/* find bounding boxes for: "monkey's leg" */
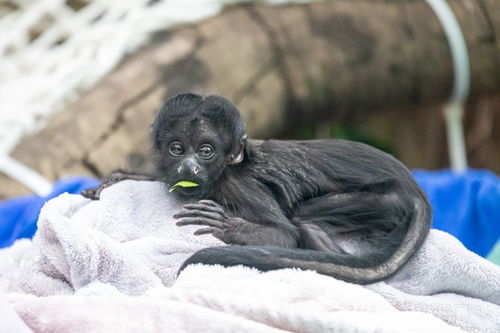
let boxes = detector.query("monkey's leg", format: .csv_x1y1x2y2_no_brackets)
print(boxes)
81,170,155,200
292,191,412,263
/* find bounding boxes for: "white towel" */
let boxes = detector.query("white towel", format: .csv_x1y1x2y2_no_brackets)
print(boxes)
0,180,498,333
367,230,500,333
0,180,223,296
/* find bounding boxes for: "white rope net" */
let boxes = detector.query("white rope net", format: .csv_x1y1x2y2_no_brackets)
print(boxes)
0,0,306,156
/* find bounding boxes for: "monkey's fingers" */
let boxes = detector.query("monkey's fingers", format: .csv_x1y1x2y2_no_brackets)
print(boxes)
198,200,219,207
175,217,224,229
82,179,120,200
180,203,227,217
173,209,224,221
193,227,217,236
81,187,100,200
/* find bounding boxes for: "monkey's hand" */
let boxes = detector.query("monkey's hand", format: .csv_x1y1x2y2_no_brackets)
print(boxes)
174,200,249,244
81,171,154,200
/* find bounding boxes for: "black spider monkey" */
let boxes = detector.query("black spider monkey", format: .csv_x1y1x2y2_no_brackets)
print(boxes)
83,93,432,284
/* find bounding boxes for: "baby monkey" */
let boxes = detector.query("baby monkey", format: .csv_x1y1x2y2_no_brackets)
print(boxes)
84,93,431,284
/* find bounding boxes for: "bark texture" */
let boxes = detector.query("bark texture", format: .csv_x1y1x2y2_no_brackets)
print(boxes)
2,0,499,198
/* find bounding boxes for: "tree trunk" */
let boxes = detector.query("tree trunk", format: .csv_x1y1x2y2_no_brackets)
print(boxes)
2,0,499,198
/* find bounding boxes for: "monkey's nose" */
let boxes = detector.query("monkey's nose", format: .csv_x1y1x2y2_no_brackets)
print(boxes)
180,157,201,177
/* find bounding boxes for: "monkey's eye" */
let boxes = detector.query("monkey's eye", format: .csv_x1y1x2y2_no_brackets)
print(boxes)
198,144,214,159
168,142,184,156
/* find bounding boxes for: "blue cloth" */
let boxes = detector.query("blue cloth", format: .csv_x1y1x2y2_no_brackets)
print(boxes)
0,176,99,248
413,169,500,257
0,170,499,257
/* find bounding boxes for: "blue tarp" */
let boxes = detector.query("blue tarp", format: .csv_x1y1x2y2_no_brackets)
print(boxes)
0,170,499,257
0,176,99,248
413,169,500,257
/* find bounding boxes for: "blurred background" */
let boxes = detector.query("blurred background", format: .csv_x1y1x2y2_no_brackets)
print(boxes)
0,0,498,259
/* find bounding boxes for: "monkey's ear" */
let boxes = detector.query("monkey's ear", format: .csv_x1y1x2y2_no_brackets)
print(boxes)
229,143,245,165
229,135,247,165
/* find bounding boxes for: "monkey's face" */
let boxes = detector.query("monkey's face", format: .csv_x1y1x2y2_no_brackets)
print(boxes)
153,115,235,199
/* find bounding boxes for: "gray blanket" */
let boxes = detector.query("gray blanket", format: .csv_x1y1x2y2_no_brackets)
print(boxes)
0,180,498,332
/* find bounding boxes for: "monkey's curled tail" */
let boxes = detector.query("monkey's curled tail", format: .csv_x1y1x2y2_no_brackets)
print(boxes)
179,197,431,284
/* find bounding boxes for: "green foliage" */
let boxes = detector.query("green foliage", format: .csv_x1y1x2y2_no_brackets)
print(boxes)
292,122,397,156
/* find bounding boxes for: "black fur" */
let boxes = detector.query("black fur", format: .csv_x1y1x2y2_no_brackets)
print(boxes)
85,93,432,284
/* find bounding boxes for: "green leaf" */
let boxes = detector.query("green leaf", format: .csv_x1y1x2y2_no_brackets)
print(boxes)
169,180,200,192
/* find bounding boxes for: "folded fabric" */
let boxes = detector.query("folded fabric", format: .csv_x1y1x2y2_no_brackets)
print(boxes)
0,293,32,333
6,265,466,333
0,176,99,248
0,180,498,332
0,181,224,296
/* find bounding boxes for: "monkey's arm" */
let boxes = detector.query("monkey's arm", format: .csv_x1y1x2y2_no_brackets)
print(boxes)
174,200,300,248
82,170,156,200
